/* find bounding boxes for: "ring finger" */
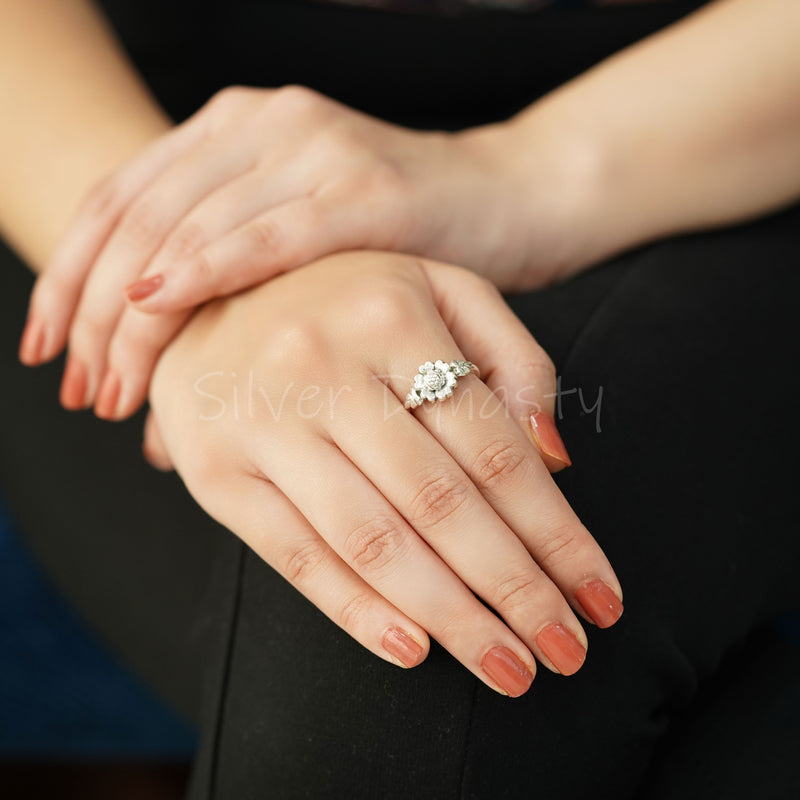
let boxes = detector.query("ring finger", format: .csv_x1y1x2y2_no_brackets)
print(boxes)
256,432,538,697
323,383,589,677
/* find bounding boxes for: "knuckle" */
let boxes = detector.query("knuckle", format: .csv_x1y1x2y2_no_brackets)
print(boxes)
110,321,157,362
118,199,162,246
491,571,543,615
245,217,283,255
472,437,529,491
514,345,557,385
282,539,330,584
162,222,207,261
409,470,470,530
81,175,122,221
263,318,327,372
343,275,424,336
528,352,556,382
208,84,251,112
537,522,585,570
338,591,373,633
272,84,322,116
186,249,216,286
344,516,408,574
72,309,113,346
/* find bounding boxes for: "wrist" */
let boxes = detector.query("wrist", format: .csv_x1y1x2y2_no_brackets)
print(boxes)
10,112,172,274
454,109,611,291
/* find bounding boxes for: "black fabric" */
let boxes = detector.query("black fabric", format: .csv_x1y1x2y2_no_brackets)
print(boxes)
97,0,707,127
3,208,800,798
195,208,800,800
2,0,799,797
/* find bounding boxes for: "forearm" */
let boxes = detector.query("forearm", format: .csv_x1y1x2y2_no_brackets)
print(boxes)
504,0,800,282
0,0,171,272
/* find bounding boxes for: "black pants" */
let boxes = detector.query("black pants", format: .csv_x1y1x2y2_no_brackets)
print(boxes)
2,1,800,797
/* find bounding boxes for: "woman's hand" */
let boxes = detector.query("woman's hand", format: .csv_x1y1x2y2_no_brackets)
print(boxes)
146,251,623,697
19,85,577,418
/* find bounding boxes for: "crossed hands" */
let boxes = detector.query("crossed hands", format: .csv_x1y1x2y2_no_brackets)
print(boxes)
19,87,622,697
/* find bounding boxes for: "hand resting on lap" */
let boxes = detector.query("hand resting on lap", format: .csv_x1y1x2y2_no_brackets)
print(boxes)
146,251,623,697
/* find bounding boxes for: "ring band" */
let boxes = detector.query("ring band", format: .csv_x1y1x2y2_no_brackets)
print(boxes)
404,359,479,410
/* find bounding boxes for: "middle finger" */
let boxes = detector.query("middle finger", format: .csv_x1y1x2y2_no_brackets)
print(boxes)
328,381,591,676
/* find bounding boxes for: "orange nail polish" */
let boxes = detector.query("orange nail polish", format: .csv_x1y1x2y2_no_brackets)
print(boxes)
576,580,624,629
530,412,571,466
59,356,88,410
19,316,45,366
126,274,164,302
481,646,534,697
95,370,121,420
535,623,586,676
382,627,424,668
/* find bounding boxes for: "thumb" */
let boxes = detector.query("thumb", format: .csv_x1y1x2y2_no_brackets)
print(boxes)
421,261,571,472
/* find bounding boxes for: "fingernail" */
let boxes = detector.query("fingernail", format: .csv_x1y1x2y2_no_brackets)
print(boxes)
530,412,571,466
576,580,624,629
382,627,424,668
126,274,164,302
481,646,534,697
95,370,121,420
535,623,586,676
19,316,45,366
59,356,88,410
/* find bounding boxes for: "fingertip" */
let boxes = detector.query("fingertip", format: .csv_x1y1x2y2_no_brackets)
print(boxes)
529,412,572,468
575,580,624,629
115,381,148,421
382,626,427,669
18,316,45,366
94,369,121,420
481,646,536,698
59,355,89,411
535,623,587,677
541,453,572,474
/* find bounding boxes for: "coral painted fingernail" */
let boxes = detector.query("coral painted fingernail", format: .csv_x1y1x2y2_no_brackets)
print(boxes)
530,412,571,466
59,356,88,410
95,370,121,420
18,316,45,366
576,580,624,629
126,274,163,302
382,627,424,668
481,646,534,697
535,623,586,676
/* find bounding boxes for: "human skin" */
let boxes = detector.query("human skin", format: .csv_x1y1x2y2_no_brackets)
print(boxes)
2,0,797,687
10,0,800,421
146,251,623,695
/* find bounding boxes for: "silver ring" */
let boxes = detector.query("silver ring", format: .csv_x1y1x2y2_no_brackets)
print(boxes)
404,359,479,410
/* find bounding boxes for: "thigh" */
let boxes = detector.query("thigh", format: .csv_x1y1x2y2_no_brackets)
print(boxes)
0,243,237,725
200,206,800,800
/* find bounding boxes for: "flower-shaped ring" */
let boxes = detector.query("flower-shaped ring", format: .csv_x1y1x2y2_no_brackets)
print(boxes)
404,359,480,410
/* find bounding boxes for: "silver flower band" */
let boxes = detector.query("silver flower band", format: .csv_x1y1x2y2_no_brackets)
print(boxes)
404,359,480,410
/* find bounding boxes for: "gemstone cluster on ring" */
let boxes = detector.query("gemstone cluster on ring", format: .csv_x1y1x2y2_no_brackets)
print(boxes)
405,359,477,409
